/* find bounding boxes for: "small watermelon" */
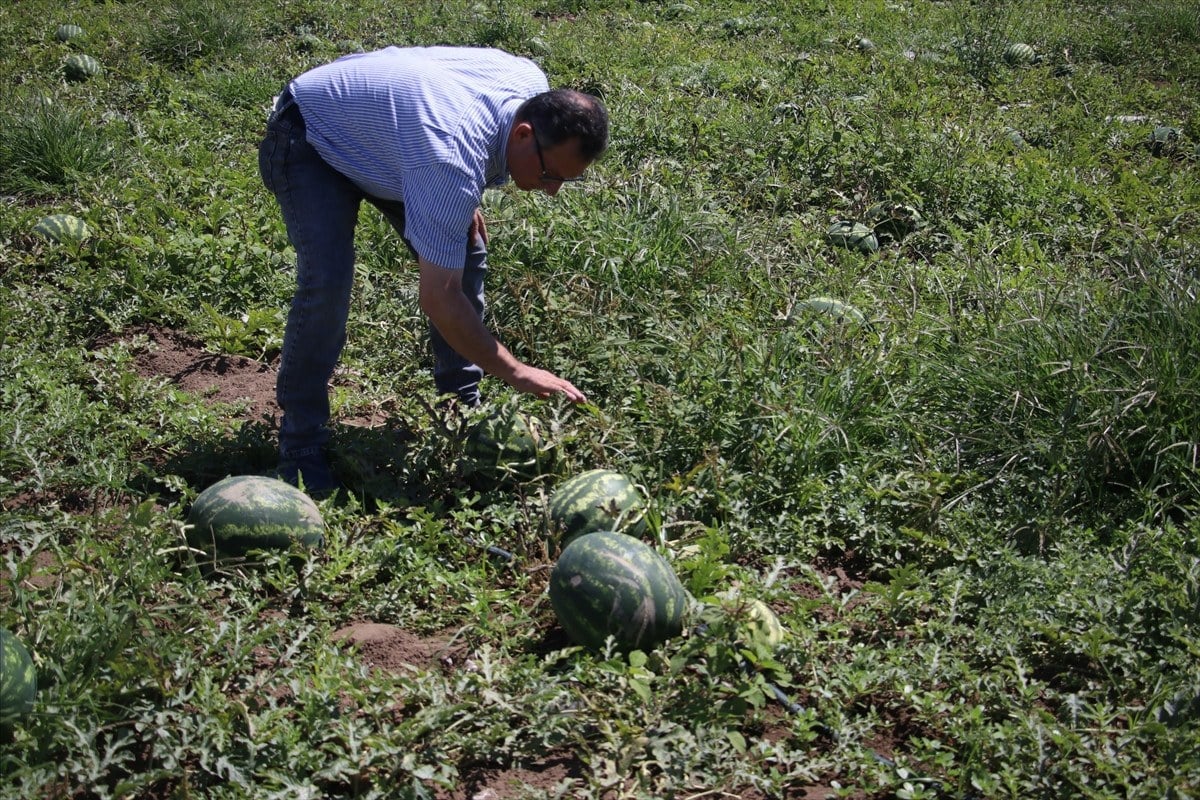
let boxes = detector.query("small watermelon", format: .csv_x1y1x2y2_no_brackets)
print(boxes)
33,214,90,244
743,599,785,650
296,32,323,52
0,629,37,727
186,475,324,561
549,469,648,547
1148,126,1180,157
865,202,922,241
463,406,555,484
549,530,688,653
825,221,878,254
63,53,101,81
1003,42,1036,66
55,24,84,42
793,295,865,325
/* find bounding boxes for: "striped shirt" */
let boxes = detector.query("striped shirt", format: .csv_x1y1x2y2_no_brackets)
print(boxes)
290,47,549,270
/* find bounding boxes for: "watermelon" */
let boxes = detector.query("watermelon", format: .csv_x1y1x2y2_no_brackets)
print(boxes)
549,530,688,653
548,468,648,547
793,295,865,325
1148,126,1180,157
1003,42,1036,66
55,24,84,42
743,599,785,650
63,53,101,81
186,475,324,561
0,629,36,727
296,32,323,52
33,213,90,244
825,221,878,254
462,406,554,484
865,202,922,241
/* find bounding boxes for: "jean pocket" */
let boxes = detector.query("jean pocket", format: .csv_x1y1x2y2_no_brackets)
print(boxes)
258,132,281,193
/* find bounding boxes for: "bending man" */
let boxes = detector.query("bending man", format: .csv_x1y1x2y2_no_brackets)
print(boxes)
258,46,609,494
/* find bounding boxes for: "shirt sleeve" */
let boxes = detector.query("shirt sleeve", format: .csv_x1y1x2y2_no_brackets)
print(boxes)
401,163,481,270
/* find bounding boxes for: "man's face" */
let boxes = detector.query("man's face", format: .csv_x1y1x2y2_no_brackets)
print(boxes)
510,123,590,195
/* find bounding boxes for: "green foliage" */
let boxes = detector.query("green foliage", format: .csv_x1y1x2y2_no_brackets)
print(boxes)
0,94,120,195
142,0,254,68
1,0,1198,796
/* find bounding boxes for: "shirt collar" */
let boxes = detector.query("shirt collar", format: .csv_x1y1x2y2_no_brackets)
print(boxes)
485,98,524,188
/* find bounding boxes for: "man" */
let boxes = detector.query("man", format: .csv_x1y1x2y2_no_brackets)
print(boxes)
258,46,609,494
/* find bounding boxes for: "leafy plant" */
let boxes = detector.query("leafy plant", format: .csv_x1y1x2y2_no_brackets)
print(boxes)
142,0,253,68
0,94,119,195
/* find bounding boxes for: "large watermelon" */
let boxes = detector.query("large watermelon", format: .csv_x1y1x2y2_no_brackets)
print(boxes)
462,406,555,484
186,475,324,560
33,214,90,244
548,468,648,547
549,530,687,653
0,629,36,727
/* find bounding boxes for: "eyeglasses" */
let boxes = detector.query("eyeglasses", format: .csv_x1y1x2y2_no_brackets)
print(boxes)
532,131,586,184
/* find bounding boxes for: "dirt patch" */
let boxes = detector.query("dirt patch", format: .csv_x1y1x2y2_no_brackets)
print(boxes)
444,752,587,800
106,325,282,425
331,622,463,674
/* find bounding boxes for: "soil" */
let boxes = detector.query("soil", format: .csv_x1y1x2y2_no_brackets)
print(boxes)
109,324,282,425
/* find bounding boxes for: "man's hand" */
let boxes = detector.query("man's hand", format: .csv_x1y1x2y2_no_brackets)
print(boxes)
470,208,488,246
418,258,587,403
507,363,587,403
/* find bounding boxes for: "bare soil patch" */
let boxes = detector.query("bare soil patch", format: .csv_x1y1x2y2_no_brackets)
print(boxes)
331,621,462,674
106,324,282,425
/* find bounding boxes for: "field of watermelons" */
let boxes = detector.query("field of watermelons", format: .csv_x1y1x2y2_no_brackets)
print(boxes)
2,0,1199,796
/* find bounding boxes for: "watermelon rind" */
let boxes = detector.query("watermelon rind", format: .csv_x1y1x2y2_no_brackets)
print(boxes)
0,628,37,726
33,213,90,244
186,475,324,560
548,468,648,547
549,530,687,653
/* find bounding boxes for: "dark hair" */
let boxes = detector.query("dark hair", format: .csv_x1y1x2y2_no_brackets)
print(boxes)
515,89,609,161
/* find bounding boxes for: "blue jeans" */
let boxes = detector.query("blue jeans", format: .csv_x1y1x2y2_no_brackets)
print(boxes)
258,93,486,461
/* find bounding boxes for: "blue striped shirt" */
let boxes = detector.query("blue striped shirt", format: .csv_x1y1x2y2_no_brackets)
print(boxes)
290,47,549,270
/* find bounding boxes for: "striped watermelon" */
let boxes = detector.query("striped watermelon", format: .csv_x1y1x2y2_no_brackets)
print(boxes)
462,407,554,484
33,214,90,244
63,53,101,81
1003,42,1036,66
549,530,687,652
55,24,84,42
0,629,36,727
825,221,878,254
186,475,324,561
549,468,647,547
742,599,785,650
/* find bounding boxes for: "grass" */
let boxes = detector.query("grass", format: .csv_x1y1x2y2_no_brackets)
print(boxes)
1,0,1199,797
